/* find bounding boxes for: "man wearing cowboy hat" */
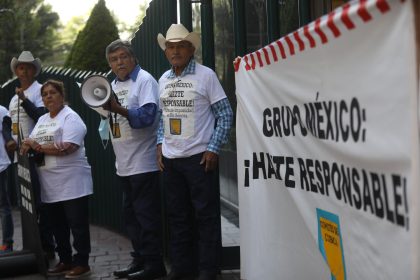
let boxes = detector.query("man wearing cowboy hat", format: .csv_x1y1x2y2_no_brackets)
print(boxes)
8,51,55,258
9,51,46,139
156,24,233,280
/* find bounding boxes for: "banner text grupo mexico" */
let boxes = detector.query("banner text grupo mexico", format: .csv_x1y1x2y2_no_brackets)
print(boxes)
235,1,418,279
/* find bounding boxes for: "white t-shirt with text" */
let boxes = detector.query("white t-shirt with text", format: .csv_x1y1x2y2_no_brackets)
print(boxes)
9,80,43,141
30,106,93,203
159,63,227,158
110,69,159,176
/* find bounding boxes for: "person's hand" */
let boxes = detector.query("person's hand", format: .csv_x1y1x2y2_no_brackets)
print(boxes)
5,140,17,154
102,94,119,112
20,141,31,156
200,151,218,172
157,144,164,171
20,138,40,155
15,87,26,101
25,138,40,149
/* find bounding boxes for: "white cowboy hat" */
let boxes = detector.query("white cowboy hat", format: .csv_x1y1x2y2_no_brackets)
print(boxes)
157,24,201,51
10,51,42,77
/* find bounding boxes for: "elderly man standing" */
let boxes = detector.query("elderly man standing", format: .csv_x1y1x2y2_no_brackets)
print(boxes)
156,24,233,280
104,39,166,280
8,51,55,258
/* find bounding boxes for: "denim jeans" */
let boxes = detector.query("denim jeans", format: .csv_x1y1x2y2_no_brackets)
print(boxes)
0,168,13,246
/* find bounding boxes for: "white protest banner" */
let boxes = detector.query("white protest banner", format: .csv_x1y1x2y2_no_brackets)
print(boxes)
234,0,419,279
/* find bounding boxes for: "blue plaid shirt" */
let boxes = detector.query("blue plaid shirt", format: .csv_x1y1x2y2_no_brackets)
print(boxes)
157,59,233,154
166,58,196,79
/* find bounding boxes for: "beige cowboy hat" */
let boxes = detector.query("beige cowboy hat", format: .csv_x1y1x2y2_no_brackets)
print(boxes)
157,24,201,51
10,51,42,77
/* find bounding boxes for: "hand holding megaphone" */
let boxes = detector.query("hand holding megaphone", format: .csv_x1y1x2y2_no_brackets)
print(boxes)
101,93,121,112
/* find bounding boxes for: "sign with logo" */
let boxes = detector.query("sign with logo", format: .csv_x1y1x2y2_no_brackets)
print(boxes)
235,0,419,279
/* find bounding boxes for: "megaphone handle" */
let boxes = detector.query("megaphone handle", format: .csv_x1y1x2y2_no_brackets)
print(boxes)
109,111,119,135
109,113,114,128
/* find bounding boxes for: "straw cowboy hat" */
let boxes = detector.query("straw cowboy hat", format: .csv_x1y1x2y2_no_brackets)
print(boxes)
157,24,201,51
10,51,42,77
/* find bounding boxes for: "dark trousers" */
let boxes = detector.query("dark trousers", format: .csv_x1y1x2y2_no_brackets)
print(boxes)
0,169,13,245
28,161,55,252
45,196,91,266
120,171,163,266
163,153,220,273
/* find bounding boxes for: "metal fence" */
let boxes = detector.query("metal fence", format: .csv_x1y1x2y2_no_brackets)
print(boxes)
0,0,331,270
0,2,341,274
0,0,177,234
131,0,176,79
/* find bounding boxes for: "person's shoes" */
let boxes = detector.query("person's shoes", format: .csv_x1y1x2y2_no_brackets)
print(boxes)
47,262,72,276
113,260,145,278
197,271,217,280
127,264,166,280
65,265,91,279
0,244,12,254
165,270,196,280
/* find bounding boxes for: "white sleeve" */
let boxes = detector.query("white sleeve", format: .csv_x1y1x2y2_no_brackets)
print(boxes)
137,76,159,107
32,91,44,107
61,113,87,145
0,106,8,119
206,70,227,105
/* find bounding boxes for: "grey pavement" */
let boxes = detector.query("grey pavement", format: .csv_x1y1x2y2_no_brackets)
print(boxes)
1,208,240,280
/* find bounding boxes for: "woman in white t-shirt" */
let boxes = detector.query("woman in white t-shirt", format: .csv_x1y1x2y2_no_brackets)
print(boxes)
20,80,93,279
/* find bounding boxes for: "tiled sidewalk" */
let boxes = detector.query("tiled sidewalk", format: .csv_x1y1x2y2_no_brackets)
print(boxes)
2,209,240,280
